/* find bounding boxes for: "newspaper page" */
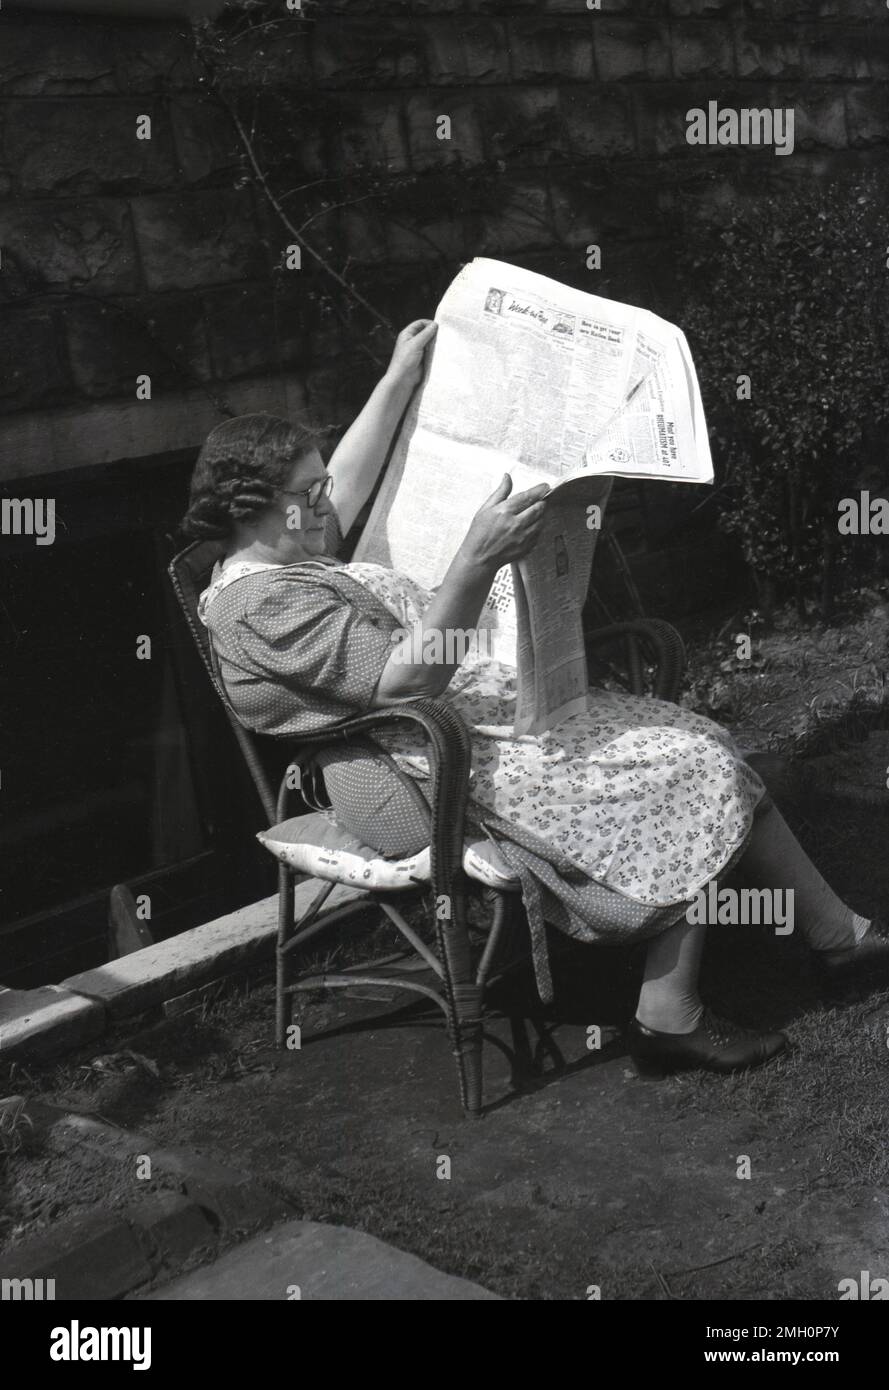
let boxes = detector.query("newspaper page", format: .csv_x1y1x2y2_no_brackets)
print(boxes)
512,475,614,735
585,319,701,480
354,258,713,731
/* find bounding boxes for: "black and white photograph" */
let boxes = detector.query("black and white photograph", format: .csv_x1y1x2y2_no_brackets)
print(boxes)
1,0,888,1341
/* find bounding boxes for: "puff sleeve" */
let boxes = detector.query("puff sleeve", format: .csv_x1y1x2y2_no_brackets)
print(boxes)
235,569,397,714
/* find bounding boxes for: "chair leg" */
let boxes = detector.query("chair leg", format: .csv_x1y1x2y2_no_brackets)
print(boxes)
450,982,484,1117
275,865,296,1048
459,1027,484,1118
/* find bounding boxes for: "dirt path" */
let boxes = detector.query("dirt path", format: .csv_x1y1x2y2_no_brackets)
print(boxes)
5,875,888,1300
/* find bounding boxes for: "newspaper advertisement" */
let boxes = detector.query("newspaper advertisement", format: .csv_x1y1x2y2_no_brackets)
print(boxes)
354,258,713,733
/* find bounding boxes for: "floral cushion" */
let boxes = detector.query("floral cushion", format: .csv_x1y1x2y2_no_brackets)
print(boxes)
257,809,519,891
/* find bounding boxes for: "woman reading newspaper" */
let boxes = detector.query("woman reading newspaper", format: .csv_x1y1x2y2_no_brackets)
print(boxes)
188,320,888,1077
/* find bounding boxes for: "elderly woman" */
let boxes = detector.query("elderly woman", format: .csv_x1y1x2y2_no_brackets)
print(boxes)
185,320,888,1076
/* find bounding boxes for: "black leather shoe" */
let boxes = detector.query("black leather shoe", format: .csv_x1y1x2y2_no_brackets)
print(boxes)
627,1009,788,1076
814,916,889,995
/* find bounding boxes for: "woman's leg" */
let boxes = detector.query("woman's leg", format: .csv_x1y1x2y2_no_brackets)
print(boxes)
632,798,884,1062
629,913,788,1071
635,916,706,1033
737,802,870,952
635,801,873,1032
626,760,887,1069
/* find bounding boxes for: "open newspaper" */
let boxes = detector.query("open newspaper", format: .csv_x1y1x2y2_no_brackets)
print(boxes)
354,258,713,735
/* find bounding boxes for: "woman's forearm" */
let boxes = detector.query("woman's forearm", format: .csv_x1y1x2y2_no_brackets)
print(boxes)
326,373,415,535
372,548,497,703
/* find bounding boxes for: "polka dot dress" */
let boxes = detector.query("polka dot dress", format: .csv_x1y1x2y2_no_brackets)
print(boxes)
200,555,404,737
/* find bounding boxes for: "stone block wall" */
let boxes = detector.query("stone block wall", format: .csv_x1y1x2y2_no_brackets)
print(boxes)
0,1,885,549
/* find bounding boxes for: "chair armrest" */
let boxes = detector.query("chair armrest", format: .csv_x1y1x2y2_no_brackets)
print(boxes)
285,697,471,880
276,698,471,839
584,619,687,702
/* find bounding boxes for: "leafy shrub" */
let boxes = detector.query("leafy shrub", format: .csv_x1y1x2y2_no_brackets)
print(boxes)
679,174,889,623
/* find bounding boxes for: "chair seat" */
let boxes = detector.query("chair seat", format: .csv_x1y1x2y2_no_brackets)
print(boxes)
258,809,521,891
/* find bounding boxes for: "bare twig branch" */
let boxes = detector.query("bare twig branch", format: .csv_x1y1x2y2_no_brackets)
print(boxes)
296,190,380,236
226,101,394,340
278,176,342,201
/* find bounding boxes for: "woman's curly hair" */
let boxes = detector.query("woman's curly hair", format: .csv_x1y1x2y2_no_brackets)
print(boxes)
181,414,321,540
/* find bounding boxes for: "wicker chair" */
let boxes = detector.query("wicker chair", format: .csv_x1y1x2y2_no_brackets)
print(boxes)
168,539,686,1115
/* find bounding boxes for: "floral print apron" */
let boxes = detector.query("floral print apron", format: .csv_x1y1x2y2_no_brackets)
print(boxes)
200,556,765,911
338,562,766,910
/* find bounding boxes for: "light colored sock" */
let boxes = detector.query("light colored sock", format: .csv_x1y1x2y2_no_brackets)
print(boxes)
819,913,873,957
635,916,707,1034
852,913,873,947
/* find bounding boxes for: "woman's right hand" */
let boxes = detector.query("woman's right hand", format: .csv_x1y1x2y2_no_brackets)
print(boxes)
374,473,551,703
459,474,551,571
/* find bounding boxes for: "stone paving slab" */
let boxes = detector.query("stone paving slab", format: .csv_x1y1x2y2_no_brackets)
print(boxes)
142,1219,504,1301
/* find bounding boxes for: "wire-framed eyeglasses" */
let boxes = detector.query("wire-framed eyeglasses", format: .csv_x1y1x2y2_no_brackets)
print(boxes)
280,475,334,509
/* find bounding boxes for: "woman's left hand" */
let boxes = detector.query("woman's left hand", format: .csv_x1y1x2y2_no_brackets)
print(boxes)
385,319,438,392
